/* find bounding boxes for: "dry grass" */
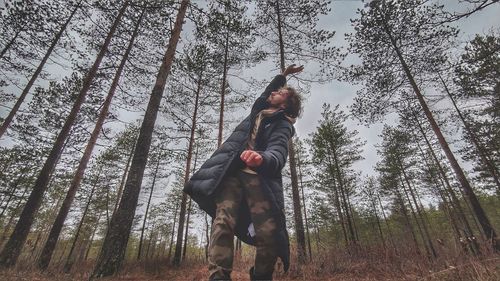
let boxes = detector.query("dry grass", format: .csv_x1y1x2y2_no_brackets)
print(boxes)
1,247,499,280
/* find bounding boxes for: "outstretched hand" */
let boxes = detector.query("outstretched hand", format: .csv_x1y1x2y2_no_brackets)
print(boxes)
240,150,263,168
282,64,304,76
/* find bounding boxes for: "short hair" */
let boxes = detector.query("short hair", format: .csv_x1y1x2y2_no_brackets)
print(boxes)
283,86,302,118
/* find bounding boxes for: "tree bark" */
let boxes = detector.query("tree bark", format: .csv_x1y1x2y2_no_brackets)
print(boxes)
297,148,313,260
217,30,230,148
90,1,189,277
182,198,192,261
0,2,128,268
173,69,203,266
289,139,307,264
0,3,80,138
167,203,178,262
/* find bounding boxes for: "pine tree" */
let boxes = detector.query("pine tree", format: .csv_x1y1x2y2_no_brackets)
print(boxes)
91,0,190,277
309,103,365,245
346,0,499,250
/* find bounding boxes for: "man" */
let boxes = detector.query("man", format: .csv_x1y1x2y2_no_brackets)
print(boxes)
184,64,303,281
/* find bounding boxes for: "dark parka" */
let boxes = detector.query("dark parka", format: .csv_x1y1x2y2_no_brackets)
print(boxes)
184,74,293,271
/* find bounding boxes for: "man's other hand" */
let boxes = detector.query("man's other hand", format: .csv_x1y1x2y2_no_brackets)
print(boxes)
240,150,263,167
282,64,304,76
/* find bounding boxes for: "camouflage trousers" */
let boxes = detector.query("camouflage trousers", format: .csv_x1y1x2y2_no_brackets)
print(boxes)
208,170,277,280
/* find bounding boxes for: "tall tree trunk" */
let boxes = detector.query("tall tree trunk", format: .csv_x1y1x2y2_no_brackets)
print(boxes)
167,202,179,262
370,195,385,249
399,174,431,257
377,193,397,251
217,30,230,148
275,0,306,260
289,139,306,264
412,111,480,253
182,198,192,261
398,161,437,258
0,3,81,138
297,149,312,260
204,213,209,261
183,142,199,261
91,1,189,277
38,5,145,270
173,69,203,266
414,139,463,250
274,0,306,263
384,22,499,251
137,157,160,261
326,155,348,245
394,187,421,255
0,2,128,268
85,213,101,261
438,73,500,192
62,172,99,272
330,143,356,243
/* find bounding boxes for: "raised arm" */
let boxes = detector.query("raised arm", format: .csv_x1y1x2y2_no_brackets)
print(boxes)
252,64,304,112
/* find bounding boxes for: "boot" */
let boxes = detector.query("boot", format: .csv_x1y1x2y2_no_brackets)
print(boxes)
249,266,273,281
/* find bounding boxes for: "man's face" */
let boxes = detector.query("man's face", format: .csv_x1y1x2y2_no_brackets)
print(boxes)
267,88,289,109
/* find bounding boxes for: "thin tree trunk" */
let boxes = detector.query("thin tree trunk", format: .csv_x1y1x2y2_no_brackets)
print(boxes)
173,69,203,266
145,227,155,259
85,213,101,261
204,213,209,261
413,111,480,253
217,30,230,148
398,161,437,258
137,158,160,261
377,193,397,252
395,187,421,255
384,22,499,251
0,2,128,268
0,3,81,138
167,202,179,262
399,173,431,258
0,30,21,60
331,145,356,243
438,73,500,192
182,198,192,261
414,139,463,250
370,195,385,249
274,0,306,264
62,171,99,272
91,1,189,277
297,149,312,260
289,139,306,264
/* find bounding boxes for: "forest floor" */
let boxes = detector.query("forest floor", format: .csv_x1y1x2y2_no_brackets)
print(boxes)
1,251,500,280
